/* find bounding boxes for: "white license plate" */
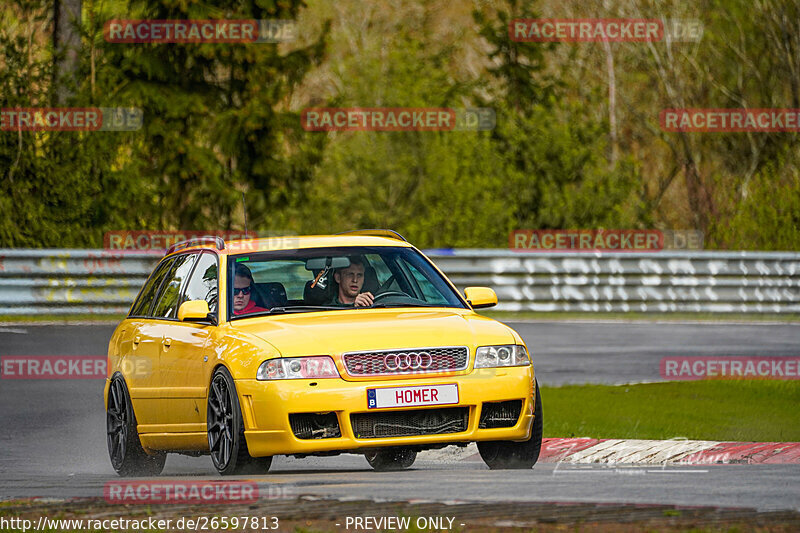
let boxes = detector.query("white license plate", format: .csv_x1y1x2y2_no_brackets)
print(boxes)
367,384,459,409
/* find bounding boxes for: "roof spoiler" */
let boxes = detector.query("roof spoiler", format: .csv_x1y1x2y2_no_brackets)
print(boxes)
336,229,408,242
165,236,226,256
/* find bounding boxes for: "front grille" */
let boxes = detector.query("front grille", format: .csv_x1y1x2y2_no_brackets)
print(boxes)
351,407,468,439
343,346,468,376
289,412,341,439
479,400,523,429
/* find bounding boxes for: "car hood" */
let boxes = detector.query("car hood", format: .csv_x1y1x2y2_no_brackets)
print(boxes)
230,308,516,361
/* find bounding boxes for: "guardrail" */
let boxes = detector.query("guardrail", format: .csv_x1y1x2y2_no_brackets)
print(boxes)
0,250,160,315
0,249,798,315
431,250,800,313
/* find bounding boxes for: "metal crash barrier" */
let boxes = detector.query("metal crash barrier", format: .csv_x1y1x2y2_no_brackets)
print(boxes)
0,249,798,315
0,250,161,316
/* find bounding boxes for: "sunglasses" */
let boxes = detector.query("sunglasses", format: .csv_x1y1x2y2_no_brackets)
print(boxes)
233,286,252,296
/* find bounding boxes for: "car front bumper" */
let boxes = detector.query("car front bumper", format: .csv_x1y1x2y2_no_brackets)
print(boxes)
236,366,536,457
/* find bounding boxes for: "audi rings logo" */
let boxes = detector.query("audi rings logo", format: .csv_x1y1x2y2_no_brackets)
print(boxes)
384,352,433,371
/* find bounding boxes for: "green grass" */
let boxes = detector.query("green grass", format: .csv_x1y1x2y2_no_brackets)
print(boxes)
541,380,800,442
481,310,800,322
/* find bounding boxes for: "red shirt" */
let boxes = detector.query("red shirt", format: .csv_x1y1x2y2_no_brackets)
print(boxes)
233,300,268,315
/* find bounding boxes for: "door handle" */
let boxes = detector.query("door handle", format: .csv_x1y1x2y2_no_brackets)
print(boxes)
133,335,141,345
162,337,172,348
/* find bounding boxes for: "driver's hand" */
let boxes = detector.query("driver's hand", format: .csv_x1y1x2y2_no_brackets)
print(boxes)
354,292,374,307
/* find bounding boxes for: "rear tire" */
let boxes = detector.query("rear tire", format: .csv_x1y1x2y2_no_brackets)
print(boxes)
364,447,417,471
478,379,543,470
207,367,272,475
107,374,166,477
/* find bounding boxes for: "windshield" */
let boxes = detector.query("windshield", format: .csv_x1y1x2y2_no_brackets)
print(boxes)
227,246,467,319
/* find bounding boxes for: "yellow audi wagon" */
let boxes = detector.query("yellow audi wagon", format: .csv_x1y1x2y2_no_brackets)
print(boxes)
105,230,542,475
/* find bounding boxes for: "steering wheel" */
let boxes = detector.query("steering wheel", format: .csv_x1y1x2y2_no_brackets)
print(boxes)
372,290,409,302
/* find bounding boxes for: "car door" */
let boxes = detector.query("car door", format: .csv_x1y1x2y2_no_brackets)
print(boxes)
157,251,219,437
144,252,199,431
124,256,176,430
161,251,219,438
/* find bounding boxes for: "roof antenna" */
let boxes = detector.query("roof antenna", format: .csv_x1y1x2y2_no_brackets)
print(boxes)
241,192,249,239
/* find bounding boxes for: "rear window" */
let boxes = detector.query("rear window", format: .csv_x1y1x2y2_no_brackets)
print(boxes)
151,253,197,319
129,257,175,317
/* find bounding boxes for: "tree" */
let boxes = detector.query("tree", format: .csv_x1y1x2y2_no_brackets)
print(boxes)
97,0,329,231
53,0,82,103
474,0,647,234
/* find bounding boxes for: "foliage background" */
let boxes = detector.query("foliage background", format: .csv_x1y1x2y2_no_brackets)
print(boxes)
0,0,798,249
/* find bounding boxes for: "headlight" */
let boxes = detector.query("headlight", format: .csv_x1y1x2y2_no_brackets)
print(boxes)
257,356,340,380
474,345,530,368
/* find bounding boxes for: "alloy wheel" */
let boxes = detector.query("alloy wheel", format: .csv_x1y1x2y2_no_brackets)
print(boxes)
208,374,235,469
106,378,129,469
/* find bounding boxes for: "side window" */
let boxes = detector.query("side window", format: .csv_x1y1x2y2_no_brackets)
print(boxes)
152,254,197,319
180,253,219,315
398,259,450,304
365,254,393,286
248,260,308,300
130,258,175,317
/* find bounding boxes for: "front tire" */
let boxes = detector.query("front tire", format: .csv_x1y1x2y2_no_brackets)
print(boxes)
106,375,166,477
478,379,543,470
364,447,417,471
207,367,272,475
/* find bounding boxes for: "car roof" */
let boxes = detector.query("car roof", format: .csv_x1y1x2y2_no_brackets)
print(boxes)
165,234,414,257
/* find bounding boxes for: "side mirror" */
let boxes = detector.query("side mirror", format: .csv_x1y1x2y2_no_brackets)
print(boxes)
464,287,497,309
178,300,213,323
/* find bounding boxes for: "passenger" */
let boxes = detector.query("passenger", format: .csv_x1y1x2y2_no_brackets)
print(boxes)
331,256,374,307
233,263,268,315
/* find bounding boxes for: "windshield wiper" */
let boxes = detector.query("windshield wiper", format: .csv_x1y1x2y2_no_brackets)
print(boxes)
236,303,455,318
268,305,343,314
236,305,342,318
370,302,443,308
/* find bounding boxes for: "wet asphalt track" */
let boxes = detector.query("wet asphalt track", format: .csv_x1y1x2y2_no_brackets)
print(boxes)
0,321,798,511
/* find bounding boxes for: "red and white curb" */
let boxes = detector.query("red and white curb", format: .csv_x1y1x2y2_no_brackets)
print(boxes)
417,439,800,465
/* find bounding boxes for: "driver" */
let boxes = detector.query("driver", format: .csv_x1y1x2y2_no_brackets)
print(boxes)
233,263,268,315
330,256,374,307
